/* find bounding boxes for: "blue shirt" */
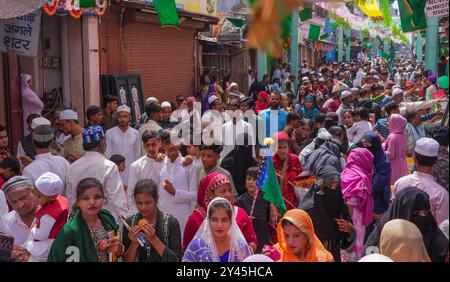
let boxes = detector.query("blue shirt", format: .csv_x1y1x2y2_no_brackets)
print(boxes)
260,108,288,138
220,250,230,262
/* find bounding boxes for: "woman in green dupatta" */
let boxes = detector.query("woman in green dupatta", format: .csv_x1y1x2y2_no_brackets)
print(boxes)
122,179,181,262
47,178,123,262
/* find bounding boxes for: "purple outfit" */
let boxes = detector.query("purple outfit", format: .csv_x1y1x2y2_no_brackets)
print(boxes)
383,114,409,185
21,74,43,135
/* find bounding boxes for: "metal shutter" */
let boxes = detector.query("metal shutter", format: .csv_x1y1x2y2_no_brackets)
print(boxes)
123,21,195,104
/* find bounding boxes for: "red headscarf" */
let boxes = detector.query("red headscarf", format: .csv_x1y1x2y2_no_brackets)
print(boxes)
195,172,231,218
255,91,269,114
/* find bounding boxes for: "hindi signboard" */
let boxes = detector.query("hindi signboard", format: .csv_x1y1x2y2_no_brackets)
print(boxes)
426,0,449,18
0,10,41,57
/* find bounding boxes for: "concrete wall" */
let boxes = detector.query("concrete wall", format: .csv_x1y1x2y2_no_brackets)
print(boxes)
82,16,100,108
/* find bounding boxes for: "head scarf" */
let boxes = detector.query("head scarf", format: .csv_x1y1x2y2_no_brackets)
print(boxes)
186,96,196,104
195,172,231,218
380,219,431,262
255,91,269,114
20,74,32,89
364,187,448,262
388,114,407,135
299,166,351,242
356,132,391,213
182,198,252,262
341,148,374,226
302,95,319,122
274,209,334,262
220,133,257,195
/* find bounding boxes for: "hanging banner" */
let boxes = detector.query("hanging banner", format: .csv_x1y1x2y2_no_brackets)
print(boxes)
0,10,41,57
176,0,218,16
425,0,449,18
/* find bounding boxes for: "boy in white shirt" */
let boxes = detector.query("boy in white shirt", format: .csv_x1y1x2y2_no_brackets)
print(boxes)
158,130,197,237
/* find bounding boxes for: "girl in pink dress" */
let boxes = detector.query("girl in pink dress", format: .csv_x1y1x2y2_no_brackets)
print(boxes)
383,114,409,184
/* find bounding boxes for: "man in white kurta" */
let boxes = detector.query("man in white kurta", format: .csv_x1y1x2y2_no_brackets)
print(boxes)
127,130,164,215
158,132,197,237
105,105,141,187
65,126,129,220
22,125,70,188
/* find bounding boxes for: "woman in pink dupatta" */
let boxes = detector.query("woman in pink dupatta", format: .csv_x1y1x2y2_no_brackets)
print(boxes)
21,74,43,135
382,114,409,184
341,148,374,261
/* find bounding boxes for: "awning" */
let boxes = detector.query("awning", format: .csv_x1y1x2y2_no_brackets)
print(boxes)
0,0,46,19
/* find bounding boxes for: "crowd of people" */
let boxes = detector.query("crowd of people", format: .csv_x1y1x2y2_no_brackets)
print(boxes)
0,54,448,263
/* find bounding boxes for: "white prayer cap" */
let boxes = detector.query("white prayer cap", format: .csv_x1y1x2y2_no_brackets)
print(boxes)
35,172,63,196
350,87,360,93
370,69,378,74
230,82,238,88
208,95,219,105
243,254,274,262
392,88,403,97
319,77,325,82
117,104,131,113
302,76,309,81
146,97,158,104
161,101,171,108
415,137,439,157
59,109,78,121
317,128,332,140
31,117,51,130
392,84,401,90
373,75,380,80
340,90,352,100
358,254,393,262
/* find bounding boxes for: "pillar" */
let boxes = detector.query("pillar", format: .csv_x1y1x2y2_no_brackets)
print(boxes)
425,17,439,74
257,50,267,81
337,25,343,63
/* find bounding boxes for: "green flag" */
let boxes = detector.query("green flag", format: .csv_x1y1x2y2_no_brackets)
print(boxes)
299,8,312,22
226,17,245,28
397,0,426,33
320,33,329,40
387,41,396,75
79,0,96,8
308,24,321,41
153,0,179,27
262,157,287,216
381,51,389,59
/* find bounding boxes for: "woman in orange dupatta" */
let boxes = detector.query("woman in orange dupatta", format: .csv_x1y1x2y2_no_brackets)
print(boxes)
266,209,334,262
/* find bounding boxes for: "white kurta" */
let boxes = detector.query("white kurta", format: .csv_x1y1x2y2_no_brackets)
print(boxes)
65,151,129,219
127,155,164,215
22,152,70,188
25,214,56,262
0,211,34,246
105,126,142,186
220,119,256,162
158,156,197,237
